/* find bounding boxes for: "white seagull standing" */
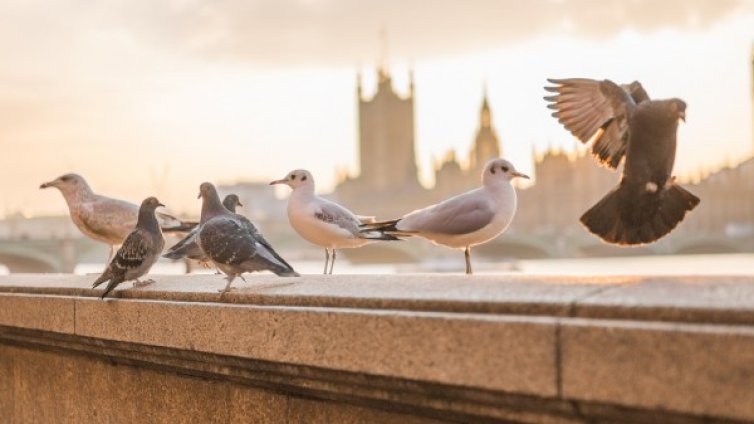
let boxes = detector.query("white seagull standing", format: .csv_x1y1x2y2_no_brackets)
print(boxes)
270,169,397,274
361,159,528,274
40,173,195,261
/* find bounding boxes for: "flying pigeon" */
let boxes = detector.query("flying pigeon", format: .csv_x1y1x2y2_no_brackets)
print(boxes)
545,78,700,245
196,183,298,292
163,194,244,266
40,173,196,259
361,159,527,274
270,169,398,275
92,197,166,299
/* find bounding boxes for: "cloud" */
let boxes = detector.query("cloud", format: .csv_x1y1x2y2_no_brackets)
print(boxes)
103,0,746,65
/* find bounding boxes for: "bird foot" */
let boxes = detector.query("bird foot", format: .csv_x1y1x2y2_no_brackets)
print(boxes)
217,287,237,293
133,279,155,288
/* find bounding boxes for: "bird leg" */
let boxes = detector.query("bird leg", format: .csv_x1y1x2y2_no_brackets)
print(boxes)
133,279,155,288
328,249,337,275
323,249,330,275
219,275,236,293
464,247,473,275
239,274,247,282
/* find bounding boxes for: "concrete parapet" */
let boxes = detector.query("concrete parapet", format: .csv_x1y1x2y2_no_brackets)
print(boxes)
0,274,752,423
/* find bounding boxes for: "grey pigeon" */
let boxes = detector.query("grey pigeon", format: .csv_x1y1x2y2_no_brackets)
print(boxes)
163,194,243,265
40,173,196,259
545,78,700,245
92,197,166,299
196,182,298,292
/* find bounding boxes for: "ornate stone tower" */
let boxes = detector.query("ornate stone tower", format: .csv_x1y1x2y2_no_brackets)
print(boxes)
468,88,501,173
356,67,420,192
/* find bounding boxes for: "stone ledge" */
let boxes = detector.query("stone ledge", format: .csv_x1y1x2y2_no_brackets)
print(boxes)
1,274,753,324
0,274,753,423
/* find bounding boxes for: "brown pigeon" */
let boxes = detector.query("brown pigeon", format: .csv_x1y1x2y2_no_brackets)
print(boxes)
545,78,700,245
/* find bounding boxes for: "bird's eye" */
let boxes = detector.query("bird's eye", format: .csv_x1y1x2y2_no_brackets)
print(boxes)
290,175,296,180
301,175,307,181
490,167,496,174
501,166,509,173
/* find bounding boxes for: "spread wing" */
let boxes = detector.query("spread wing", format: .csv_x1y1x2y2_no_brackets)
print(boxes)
545,78,639,169
399,192,495,235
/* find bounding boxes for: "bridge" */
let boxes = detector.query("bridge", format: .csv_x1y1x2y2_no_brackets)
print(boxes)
1,215,752,273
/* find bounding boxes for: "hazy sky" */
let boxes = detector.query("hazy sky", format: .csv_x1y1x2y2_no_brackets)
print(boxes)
1,0,753,217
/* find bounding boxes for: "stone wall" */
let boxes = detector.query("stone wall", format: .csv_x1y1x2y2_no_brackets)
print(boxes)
0,274,753,423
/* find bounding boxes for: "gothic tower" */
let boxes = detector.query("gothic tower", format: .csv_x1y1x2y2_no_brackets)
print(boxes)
356,67,420,192
468,87,502,173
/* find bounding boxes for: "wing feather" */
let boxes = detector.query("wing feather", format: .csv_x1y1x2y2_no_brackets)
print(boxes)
545,78,641,169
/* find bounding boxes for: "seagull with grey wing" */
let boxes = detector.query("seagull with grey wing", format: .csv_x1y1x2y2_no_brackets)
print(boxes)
361,159,527,274
40,173,196,260
270,169,398,274
92,197,165,299
196,183,298,292
163,194,244,268
545,78,700,245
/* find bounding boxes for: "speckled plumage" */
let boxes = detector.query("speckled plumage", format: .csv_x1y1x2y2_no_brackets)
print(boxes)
196,183,298,292
40,173,195,259
92,197,166,299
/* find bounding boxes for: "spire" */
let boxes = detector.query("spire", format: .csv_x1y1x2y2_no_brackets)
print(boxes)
378,25,390,83
356,70,362,100
480,83,491,128
409,65,415,98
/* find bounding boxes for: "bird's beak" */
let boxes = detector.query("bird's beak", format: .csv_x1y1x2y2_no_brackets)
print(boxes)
197,192,202,199
39,180,56,189
512,171,530,180
269,179,285,185
237,201,244,207
158,202,165,208
679,111,686,122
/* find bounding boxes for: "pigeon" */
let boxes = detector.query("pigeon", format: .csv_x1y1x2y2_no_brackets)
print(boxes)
92,197,166,299
40,173,196,259
163,194,244,266
196,182,298,292
270,169,398,274
360,159,527,274
545,78,700,245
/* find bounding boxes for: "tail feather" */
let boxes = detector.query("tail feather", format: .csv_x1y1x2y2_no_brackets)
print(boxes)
100,276,125,299
581,182,700,245
359,219,410,241
92,268,112,289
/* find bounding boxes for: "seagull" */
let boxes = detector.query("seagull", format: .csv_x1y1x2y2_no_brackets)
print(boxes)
360,159,527,274
545,78,700,244
163,194,243,267
92,197,165,299
40,173,196,260
196,182,298,292
270,169,398,274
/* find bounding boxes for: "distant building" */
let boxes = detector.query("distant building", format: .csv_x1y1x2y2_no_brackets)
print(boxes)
217,182,286,226
335,67,428,218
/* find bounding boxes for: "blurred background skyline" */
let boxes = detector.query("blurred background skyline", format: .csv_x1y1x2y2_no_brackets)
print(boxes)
1,0,754,218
